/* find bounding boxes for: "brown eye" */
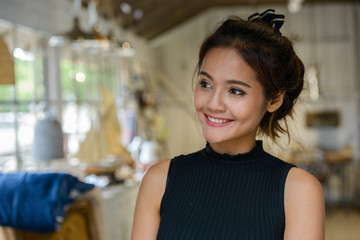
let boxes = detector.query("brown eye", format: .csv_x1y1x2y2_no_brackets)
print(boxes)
200,80,211,89
229,88,245,96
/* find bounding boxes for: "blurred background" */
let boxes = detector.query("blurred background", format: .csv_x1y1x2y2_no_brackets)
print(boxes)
0,0,359,239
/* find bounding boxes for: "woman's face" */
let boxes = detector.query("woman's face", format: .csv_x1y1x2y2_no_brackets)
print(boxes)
193,47,270,154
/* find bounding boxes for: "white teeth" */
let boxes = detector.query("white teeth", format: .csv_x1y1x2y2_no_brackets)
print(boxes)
207,116,230,124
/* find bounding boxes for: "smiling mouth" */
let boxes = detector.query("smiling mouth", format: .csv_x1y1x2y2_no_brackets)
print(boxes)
206,114,232,124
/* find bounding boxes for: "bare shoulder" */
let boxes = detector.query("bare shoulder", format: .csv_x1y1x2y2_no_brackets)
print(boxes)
134,159,171,211
142,160,171,184
284,167,325,240
285,167,324,216
131,160,171,240
286,167,323,191
140,159,171,198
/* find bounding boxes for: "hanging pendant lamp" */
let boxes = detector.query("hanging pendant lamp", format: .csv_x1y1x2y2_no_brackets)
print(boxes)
49,16,103,47
0,36,15,84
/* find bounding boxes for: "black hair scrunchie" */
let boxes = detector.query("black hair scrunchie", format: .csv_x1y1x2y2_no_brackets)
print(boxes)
248,9,285,35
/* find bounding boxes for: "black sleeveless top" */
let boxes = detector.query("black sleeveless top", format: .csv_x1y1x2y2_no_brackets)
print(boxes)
156,141,295,240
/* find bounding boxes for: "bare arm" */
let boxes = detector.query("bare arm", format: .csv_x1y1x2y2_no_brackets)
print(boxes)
131,160,170,240
284,167,325,240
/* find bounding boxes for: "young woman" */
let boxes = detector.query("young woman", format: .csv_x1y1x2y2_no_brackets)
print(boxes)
132,9,325,240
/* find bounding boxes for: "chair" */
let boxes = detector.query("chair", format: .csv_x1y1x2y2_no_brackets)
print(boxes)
1,197,101,240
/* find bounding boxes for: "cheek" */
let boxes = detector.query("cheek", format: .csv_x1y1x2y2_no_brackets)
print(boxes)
193,88,204,111
232,98,267,122
251,99,268,122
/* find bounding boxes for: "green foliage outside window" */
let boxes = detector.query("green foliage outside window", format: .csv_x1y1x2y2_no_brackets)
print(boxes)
0,55,44,110
60,59,101,102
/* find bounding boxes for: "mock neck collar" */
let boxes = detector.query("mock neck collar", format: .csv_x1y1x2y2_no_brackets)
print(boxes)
202,140,265,162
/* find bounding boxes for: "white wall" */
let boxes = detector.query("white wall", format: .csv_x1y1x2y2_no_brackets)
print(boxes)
150,3,360,161
150,14,209,158
277,4,359,159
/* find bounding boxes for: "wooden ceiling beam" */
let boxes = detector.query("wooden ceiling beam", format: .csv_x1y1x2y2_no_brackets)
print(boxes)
134,2,203,36
75,0,358,40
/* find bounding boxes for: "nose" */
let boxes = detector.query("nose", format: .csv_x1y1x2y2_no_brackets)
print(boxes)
207,90,226,112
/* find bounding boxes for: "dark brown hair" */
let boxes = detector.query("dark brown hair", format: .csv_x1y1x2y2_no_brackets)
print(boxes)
196,15,304,141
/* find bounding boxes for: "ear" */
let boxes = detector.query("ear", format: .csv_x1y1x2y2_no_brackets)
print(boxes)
267,91,285,113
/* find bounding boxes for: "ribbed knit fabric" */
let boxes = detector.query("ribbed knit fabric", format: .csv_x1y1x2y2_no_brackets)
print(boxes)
156,141,295,240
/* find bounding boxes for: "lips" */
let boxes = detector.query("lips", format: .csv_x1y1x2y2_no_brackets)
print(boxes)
205,114,233,126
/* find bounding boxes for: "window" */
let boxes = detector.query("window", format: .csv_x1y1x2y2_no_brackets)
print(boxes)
0,22,47,171
0,19,144,172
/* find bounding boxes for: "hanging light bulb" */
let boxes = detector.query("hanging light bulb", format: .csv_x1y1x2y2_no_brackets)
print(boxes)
118,41,135,57
134,9,143,21
75,72,86,82
288,0,304,13
120,2,132,15
122,41,131,49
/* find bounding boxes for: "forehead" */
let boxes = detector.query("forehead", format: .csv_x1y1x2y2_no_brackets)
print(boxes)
200,47,259,83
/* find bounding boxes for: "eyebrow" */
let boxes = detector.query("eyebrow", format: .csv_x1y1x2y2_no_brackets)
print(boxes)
199,71,252,88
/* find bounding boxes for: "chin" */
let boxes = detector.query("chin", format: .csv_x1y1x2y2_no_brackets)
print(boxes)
202,134,226,144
